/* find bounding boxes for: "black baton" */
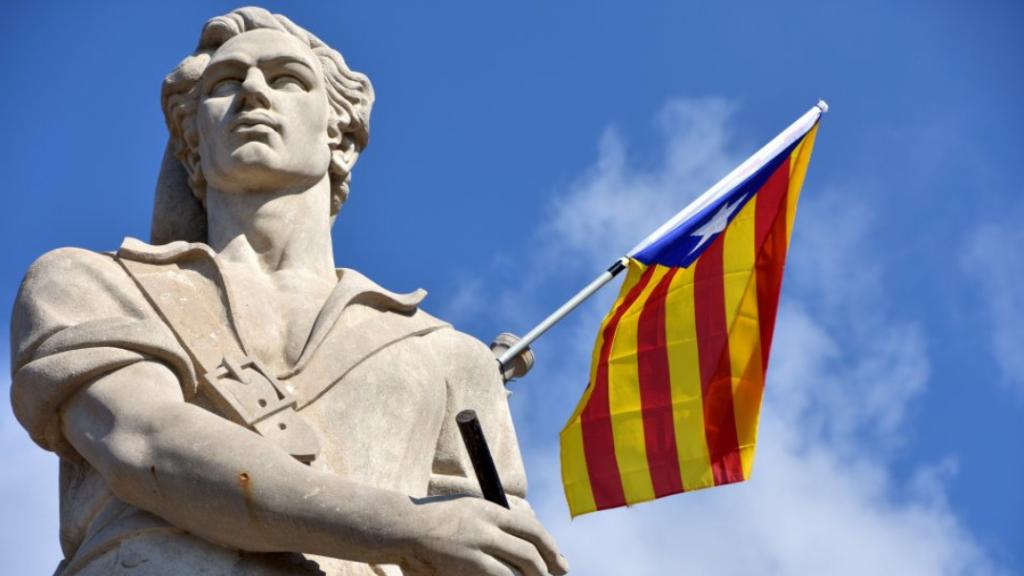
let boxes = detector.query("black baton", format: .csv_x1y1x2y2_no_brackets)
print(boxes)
456,409,510,509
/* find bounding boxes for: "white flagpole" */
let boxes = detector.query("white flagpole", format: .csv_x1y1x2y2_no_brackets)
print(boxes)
496,257,629,370
497,101,827,373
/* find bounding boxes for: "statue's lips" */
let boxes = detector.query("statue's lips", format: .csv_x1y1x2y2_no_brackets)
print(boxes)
230,113,281,133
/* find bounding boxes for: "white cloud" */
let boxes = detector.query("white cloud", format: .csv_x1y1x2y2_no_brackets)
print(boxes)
961,215,1024,397
494,98,1004,575
544,98,737,271
779,196,930,455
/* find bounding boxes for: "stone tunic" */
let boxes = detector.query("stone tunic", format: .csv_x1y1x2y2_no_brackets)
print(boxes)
10,239,529,575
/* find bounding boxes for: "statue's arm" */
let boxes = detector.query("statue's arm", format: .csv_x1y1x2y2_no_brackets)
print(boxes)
59,359,416,562
429,329,531,505
419,328,569,573
60,359,567,575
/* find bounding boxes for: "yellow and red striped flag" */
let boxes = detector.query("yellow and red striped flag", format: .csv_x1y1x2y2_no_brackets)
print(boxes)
560,105,821,516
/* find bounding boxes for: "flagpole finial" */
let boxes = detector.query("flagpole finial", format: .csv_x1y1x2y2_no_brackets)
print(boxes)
816,99,829,114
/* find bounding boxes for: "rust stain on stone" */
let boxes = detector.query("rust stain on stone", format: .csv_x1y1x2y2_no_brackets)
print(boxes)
238,471,258,523
149,465,162,497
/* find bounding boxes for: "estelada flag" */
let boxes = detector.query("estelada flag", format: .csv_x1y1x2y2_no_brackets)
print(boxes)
561,104,822,516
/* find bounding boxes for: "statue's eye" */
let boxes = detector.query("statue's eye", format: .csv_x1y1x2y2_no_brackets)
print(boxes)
271,74,307,91
209,78,241,97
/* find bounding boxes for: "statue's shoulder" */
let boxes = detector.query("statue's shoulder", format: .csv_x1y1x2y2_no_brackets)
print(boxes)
425,324,492,362
418,321,502,388
22,245,126,287
13,243,157,367
15,245,140,322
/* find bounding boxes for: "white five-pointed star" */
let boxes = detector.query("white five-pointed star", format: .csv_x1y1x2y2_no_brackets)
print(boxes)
687,194,747,256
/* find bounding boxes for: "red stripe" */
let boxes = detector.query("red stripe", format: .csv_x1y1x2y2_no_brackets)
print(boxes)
637,268,685,497
754,158,792,373
581,266,656,510
694,236,744,485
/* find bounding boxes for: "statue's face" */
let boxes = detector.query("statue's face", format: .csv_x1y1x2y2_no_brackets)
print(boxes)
197,29,331,194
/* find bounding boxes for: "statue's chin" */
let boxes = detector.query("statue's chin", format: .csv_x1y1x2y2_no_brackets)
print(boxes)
202,136,329,196
214,147,291,189
229,140,280,167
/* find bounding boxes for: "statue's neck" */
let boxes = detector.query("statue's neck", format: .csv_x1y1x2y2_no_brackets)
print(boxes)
205,174,336,282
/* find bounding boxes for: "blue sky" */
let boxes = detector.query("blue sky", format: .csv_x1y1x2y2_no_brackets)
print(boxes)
1,1,1021,574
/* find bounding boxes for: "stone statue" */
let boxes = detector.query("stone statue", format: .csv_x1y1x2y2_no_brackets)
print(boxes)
9,7,566,576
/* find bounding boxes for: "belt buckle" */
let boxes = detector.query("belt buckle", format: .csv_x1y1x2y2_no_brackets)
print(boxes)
202,355,297,427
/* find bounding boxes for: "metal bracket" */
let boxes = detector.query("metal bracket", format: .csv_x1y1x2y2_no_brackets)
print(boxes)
491,332,534,382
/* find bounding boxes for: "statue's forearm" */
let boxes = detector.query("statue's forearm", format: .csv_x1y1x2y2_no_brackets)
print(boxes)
61,361,417,564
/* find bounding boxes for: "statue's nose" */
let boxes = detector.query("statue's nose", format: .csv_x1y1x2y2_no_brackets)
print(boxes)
238,68,271,110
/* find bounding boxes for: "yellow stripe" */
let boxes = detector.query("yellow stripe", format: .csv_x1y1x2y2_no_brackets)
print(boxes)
722,196,765,479
560,422,596,516
663,265,715,490
607,262,667,505
566,262,646,425
560,262,647,516
786,124,818,244
723,197,758,333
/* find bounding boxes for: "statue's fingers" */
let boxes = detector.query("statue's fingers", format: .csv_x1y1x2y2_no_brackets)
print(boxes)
484,534,547,576
474,554,521,576
498,512,568,575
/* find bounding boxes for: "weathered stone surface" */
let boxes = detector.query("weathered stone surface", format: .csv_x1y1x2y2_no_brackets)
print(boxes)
10,7,565,575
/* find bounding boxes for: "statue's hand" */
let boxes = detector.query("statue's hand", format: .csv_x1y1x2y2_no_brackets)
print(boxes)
401,496,569,576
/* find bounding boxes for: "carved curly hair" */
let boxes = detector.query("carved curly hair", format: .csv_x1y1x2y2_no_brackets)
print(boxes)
161,7,374,216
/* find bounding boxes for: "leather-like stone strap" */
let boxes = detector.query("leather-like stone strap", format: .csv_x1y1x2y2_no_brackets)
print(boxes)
118,257,243,372
118,256,321,463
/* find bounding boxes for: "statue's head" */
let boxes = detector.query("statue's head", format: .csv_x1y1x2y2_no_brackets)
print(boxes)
162,7,373,218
